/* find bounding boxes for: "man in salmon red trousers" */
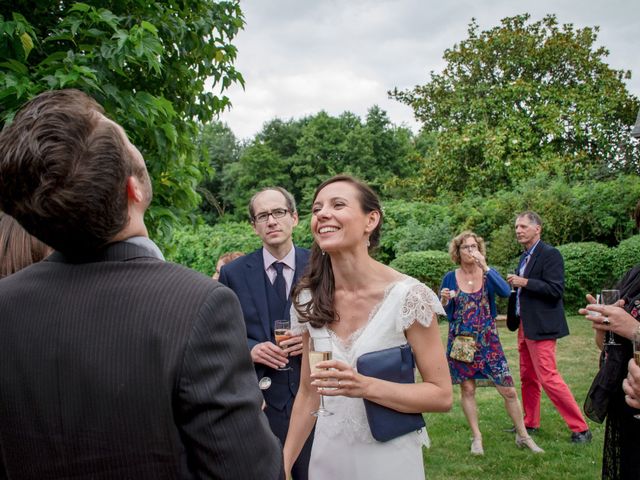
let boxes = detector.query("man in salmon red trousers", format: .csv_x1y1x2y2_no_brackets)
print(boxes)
506,211,591,444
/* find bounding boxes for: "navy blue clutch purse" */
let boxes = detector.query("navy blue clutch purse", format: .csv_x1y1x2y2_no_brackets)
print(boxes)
356,344,426,442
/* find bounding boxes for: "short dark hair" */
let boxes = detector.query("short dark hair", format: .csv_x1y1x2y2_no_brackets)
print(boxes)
516,211,543,227
0,89,134,255
248,187,297,221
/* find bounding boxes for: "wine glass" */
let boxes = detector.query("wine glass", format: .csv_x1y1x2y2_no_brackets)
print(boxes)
274,320,292,371
633,330,640,419
507,269,517,293
601,289,620,347
309,335,333,417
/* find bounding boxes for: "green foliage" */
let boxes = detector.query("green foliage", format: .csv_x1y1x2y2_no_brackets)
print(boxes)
558,242,614,314
391,13,640,196
389,250,454,292
197,121,242,222
612,234,640,280
205,107,419,221
0,1,245,243
379,200,452,263
166,221,260,275
292,216,313,250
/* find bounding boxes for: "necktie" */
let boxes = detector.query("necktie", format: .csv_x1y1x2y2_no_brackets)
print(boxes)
515,252,531,316
273,262,287,302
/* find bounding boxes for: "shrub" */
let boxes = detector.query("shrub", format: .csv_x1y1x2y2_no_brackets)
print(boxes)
389,250,455,292
167,222,261,275
612,234,640,280
558,242,615,314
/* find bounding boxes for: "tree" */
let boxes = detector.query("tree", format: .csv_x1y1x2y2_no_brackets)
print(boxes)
197,121,241,221
209,108,418,218
391,14,640,196
0,0,244,243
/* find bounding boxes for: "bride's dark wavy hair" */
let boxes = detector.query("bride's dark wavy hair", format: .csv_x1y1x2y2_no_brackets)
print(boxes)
292,175,383,328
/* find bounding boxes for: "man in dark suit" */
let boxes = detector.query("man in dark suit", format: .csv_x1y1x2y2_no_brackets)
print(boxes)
0,89,282,479
506,211,591,443
219,187,312,479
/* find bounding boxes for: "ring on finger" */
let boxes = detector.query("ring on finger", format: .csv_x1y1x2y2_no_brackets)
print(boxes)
337,379,341,387
602,316,611,325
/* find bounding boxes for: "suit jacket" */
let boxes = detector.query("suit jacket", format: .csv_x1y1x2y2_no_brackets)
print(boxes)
507,240,569,340
219,246,310,410
0,242,282,480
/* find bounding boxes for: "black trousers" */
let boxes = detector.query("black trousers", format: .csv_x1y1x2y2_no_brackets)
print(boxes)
264,398,313,480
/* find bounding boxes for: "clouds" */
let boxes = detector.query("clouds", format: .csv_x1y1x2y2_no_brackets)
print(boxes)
218,0,640,139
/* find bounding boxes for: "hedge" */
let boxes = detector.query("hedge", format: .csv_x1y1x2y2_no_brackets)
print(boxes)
612,234,640,280
558,242,615,314
389,250,455,293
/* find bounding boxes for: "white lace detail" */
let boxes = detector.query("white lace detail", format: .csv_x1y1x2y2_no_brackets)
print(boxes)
396,282,445,333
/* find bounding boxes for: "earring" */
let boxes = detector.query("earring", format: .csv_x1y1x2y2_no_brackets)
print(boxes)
366,239,371,248
321,250,326,256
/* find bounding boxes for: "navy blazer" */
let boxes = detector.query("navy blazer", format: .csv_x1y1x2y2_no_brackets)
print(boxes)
219,246,310,409
507,240,569,340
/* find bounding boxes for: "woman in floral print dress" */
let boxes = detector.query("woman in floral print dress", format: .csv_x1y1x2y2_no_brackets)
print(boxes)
440,231,543,456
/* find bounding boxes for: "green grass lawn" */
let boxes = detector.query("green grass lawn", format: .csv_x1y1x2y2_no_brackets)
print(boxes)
423,316,603,479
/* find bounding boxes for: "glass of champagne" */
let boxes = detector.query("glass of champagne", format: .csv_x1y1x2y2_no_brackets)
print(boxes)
309,335,333,417
601,290,621,347
274,320,292,371
634,329,640,419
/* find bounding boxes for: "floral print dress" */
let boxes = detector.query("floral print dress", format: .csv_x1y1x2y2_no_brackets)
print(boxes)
447,282,513,386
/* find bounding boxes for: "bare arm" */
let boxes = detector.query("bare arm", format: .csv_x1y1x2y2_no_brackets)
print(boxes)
314,313,453,414
283,331,318,475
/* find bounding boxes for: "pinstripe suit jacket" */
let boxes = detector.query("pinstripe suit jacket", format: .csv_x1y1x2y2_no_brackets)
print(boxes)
0,241,282,480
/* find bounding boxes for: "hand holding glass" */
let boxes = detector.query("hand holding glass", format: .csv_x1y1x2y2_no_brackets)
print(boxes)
601,290,620,347
309,335,333,417
274,320,292,371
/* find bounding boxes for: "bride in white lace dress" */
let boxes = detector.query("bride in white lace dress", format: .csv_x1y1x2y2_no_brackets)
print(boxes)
283,176,453,479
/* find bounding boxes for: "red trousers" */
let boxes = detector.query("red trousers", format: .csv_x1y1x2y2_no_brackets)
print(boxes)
517,327,588,432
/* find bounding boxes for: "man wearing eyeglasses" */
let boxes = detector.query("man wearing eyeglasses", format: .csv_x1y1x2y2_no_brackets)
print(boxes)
219,187,312,479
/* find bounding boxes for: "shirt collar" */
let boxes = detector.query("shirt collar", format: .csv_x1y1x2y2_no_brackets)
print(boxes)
124,236,165,260
262,246,295,271
525,239,541,257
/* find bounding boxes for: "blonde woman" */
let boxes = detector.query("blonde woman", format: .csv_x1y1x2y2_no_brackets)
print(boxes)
440,231,542,455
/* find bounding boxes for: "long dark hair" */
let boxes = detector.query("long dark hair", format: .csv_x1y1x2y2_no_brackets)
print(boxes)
292,175,383,328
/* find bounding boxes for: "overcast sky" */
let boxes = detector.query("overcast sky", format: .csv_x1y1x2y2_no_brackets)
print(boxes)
217,0,640,140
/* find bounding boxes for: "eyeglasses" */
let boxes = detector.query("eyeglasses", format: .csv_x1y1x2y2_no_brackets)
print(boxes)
460,245,478,251
253,208,289,223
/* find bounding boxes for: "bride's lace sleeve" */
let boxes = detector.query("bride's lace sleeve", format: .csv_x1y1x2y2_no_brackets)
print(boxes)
289,289,311,335
397,282,446,332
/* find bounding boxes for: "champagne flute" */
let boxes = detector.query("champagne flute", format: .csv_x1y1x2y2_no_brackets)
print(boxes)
507,269,517,293
601,289,620,347
309,335,333,417
633,329,640,419
274,320,292,371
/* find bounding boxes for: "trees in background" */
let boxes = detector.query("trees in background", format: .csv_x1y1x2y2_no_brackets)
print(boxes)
197,106,417,222
0,0,245,241
391,14,640,196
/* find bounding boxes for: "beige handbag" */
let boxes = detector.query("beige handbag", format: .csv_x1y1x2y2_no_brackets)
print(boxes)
449,334,476,363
